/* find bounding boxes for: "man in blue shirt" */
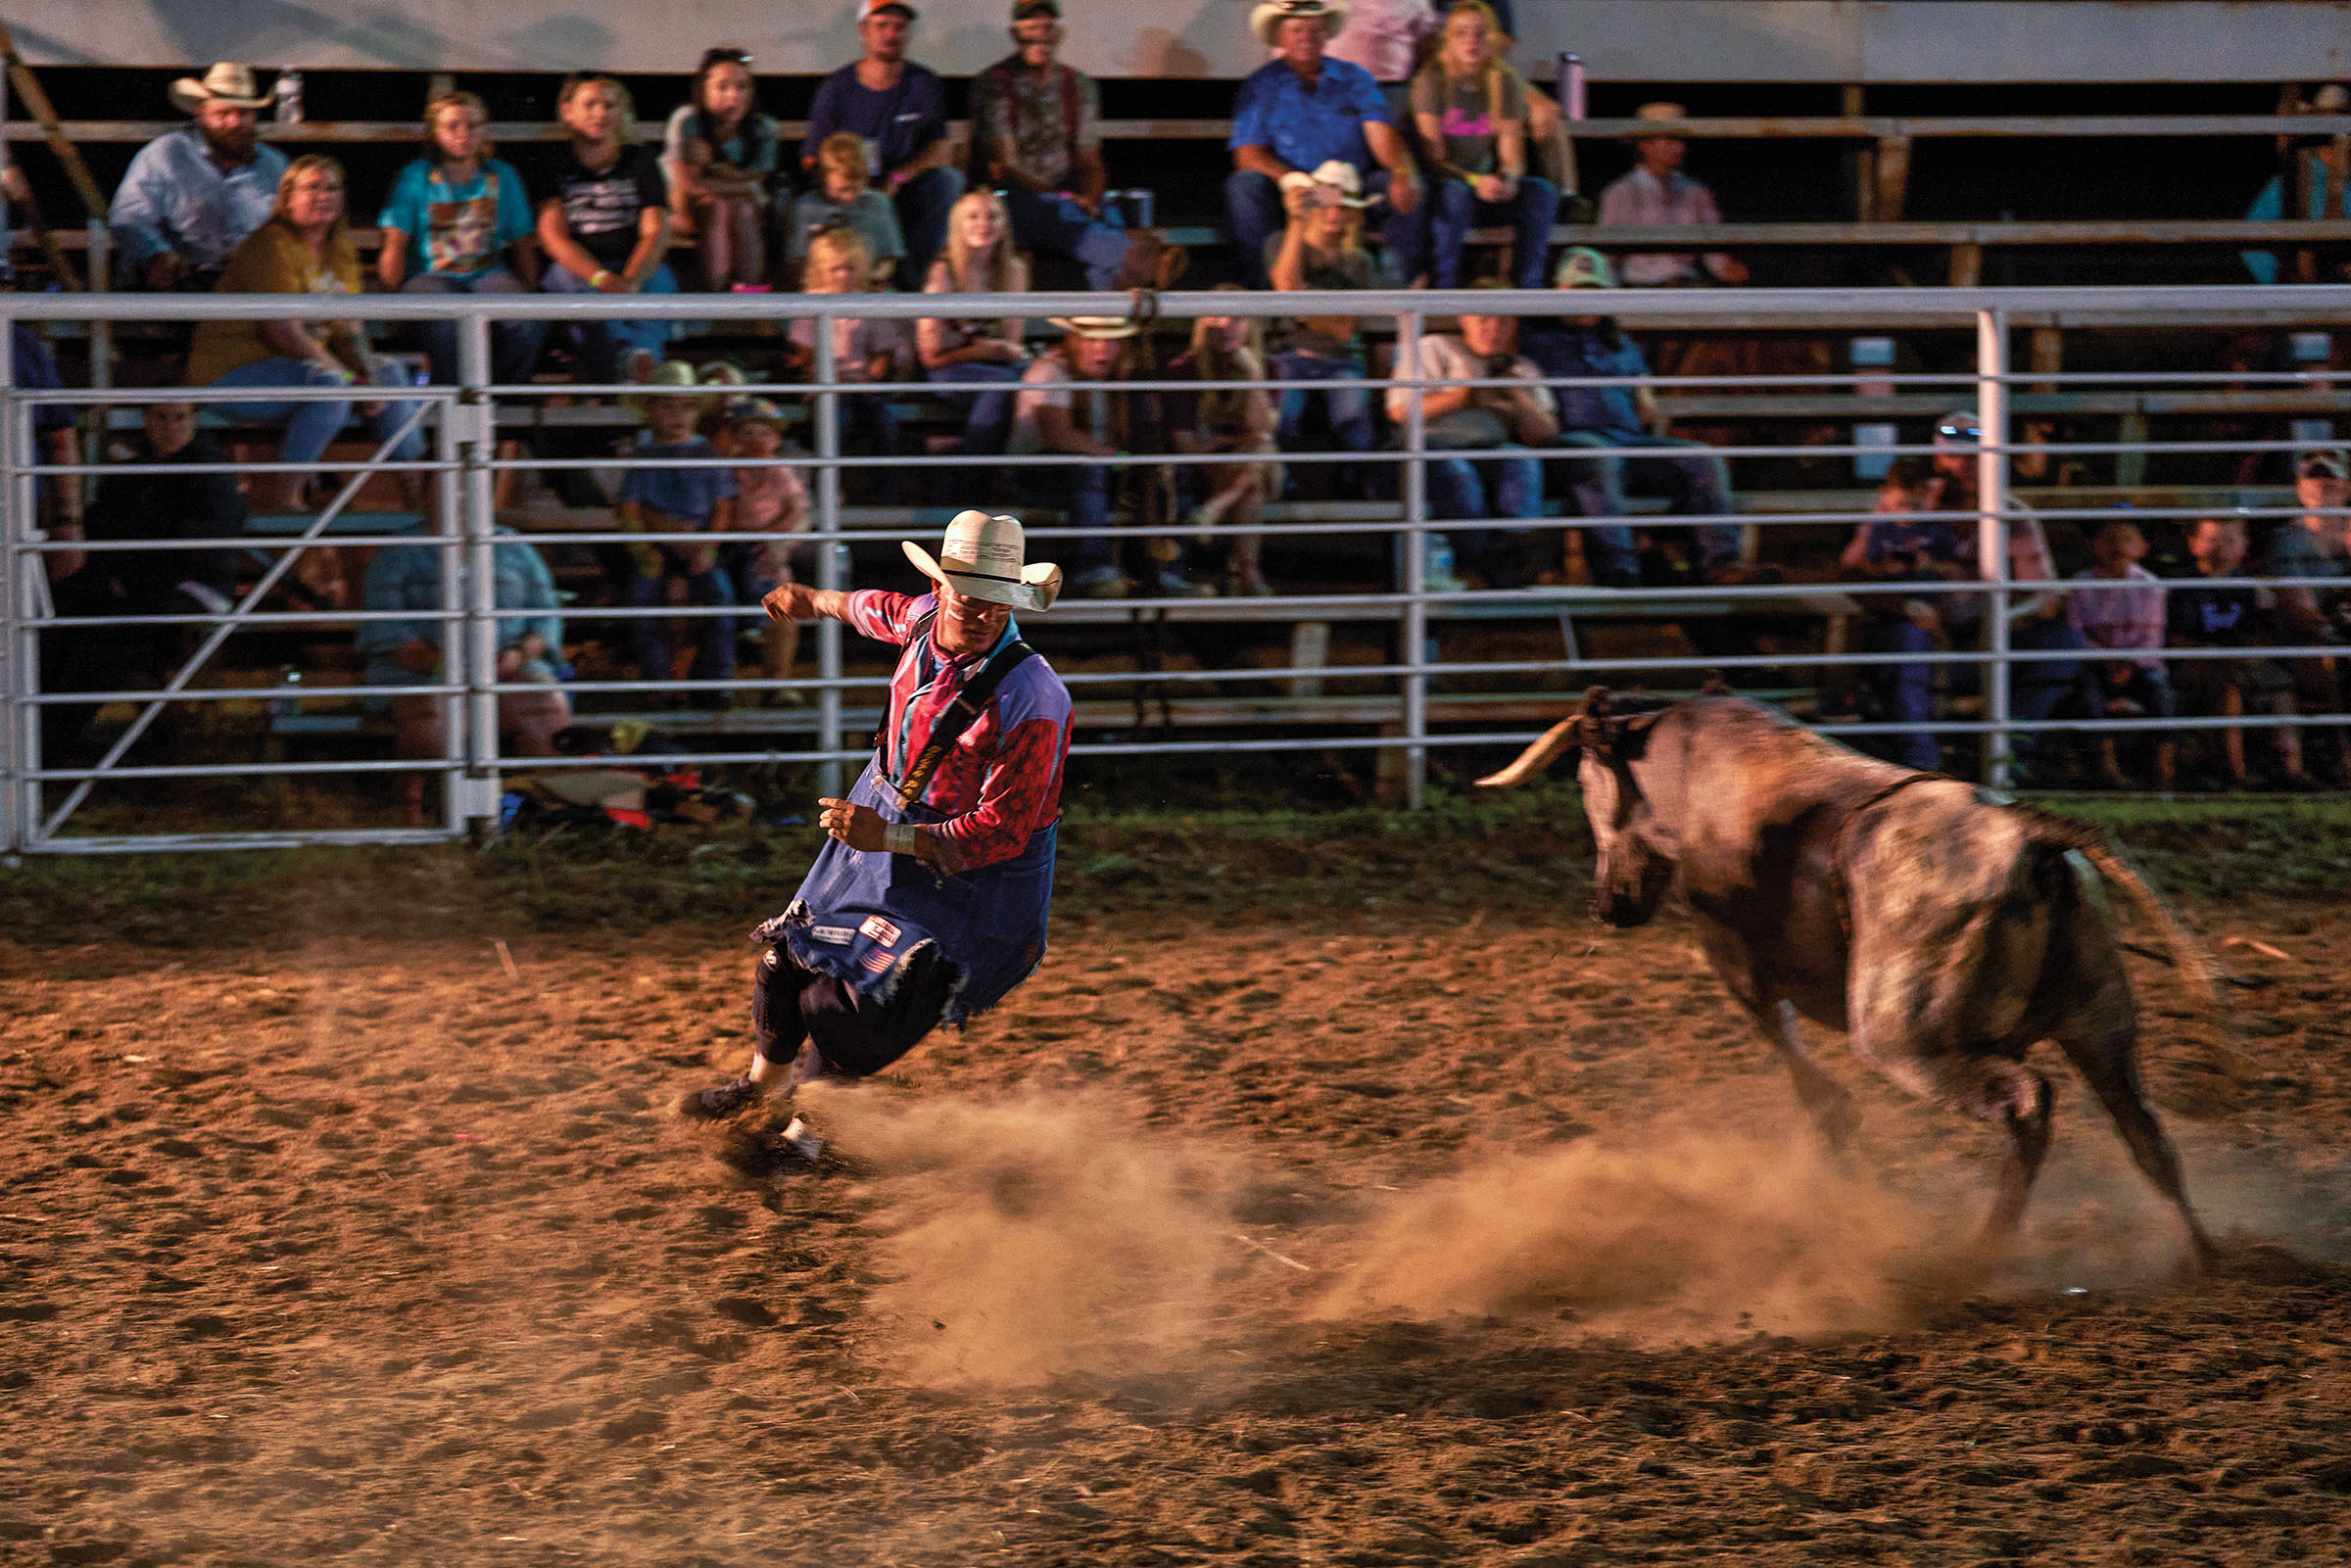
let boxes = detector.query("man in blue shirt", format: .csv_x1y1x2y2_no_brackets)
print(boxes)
803,0,964,285
107,63,288,291
1227,0,1421,287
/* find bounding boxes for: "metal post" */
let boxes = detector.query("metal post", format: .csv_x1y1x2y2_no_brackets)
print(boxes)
1976,308,2011,788
435,316,466,835
1399,308,1427,810
0,315,19,855
812,314,843,798
457,313,500,835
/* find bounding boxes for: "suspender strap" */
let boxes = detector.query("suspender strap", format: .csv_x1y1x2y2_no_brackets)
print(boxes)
874,611,1039,807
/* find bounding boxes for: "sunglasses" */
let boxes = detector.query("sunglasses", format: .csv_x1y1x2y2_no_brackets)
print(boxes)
1936,420,1982,441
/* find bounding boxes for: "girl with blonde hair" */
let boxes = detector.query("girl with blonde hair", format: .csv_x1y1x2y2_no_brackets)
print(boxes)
1406,0,1558,288
1171,295,1281,595
536,72,676,382
916,189,1032,457
787,227,907,498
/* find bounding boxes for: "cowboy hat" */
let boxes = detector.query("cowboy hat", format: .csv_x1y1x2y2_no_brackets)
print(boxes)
1279,159,1374,208
904,511,1063,611
1046,314,1141,340
624,358,705,422
1250,0,1351,47
168,63,273,115
1632,101,1690,131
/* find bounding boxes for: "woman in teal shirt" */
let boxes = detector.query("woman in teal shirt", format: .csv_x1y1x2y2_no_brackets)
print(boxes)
377,90,547,385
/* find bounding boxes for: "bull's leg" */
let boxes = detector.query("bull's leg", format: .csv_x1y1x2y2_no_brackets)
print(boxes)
1760,998,1861,1155
2055,1022,2218,1269
1978,1063,2055,1248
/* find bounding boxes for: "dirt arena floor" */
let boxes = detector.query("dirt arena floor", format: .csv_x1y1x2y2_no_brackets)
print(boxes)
4,807,2349,1567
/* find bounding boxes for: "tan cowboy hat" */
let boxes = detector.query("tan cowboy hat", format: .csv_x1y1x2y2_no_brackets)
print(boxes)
1251,0,1351,47
1633,101,1690,131
168,63,273,115
903,510,1063,611
1046,314,1140,340
625,358,703,422
1279,159,1374,208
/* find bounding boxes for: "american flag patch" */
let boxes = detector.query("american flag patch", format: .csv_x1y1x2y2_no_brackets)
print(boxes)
859,915,901,946
860,948,897,974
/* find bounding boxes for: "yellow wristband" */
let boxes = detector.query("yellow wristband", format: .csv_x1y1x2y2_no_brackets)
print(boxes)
591,268,617,288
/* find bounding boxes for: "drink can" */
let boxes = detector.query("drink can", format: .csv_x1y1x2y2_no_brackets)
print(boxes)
1126,188,1154,228
1558,54,1586,120
275,69,305,124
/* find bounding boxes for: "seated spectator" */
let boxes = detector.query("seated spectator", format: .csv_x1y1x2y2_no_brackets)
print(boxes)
785,133,905,286
2264,447,2351,781
1521,248,1738,588
969,0,1167,292
357,527,570,825
107,63,286,291
1265,161,1380,469
1011,315,1185,598
616,361,740,699
1998,503,2087,784
376,90,547,387
1596,102,1747,287
2169,513,2315,789
802,0,963,286
1168,299,1281,597
917,190,1031,458
2242,83,2349,285
1405,1,1557,289
716,399,815,703
184,156,428,516
534,73,676,384
8,323,83,580
663,47,781,292
2068,516,2177,789
1323,0,1436,101
1227,0,1421,289
41,402,241,764
1469,0,1579,197
1838,456,1967,772
1383,280,1559,590
784,228,907,501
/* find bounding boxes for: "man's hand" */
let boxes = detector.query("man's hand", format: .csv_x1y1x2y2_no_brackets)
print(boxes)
818,796,887,852
143,253,186,290
1388,166,1421,216
763,582,824,623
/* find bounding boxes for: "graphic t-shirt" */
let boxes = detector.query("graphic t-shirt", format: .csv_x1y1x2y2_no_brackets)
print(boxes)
539,143,668,270
379,158,535,281
1409,64,1527,177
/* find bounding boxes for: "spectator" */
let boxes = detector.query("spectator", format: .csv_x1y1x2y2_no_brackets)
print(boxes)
1596,102,1747,288
1168,300,1281,597
969,0,1168,292
2242,83,2349,285
1227,0,1422,288
1322,0,1437,92
1405,0,1558,289
2264,448,2351,780
2068,516,2177,789
663,47,783,292
8,323,83,580
1470,0,1579,198
1010,315,1181,598
357,528,570,825
784,228,908,500
376,90,546,387
1522,247,1739,588
1839,456,1968,771
784,132,904,284
616,361,740,699
535,73,676,385
2169,513,2314,790
41,402,240,764
185,156,428,516
1265,161,1379,471
108,63,287,291
1384,279,1559,590
802,0,963,285
917,189,1032,458
717,399,815,703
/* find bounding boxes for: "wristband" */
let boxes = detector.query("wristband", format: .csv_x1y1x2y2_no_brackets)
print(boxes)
590,268,617,288
883,822,923,858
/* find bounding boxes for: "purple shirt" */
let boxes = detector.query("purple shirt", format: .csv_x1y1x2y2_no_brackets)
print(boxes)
2067,564,2167,670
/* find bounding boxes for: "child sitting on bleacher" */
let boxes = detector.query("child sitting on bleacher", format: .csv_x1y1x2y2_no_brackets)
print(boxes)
784,227,906,500
784,132,904,287
718,398,814,704
616,361,740,703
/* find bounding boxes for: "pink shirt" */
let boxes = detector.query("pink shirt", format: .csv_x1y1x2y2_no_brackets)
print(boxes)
2067,563,2167,670
1321,0,1438,83
1597,166,1732,286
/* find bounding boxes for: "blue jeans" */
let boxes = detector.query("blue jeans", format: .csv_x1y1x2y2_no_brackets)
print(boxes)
1002,188,1130,291
1862,615,1940,772
402,268,548,386
1552,429,1741,581
207,356,428,475
1271,349,1376,457
543,261,678,382
1016,461,1117,573
927,360,1023,456
1415,174,1560,289
1225,167,1416,289
627,546,736,686
892,166,965,287
1422,440,1547,589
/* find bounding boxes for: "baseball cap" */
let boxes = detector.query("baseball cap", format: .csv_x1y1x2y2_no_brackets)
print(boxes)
862,0,916,21
1935,410,1982,443
2296,448,2348,480
1013,0,1061,17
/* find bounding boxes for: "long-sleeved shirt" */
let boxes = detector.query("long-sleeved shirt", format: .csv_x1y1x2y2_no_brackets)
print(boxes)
82,432,245,607
356,530,564,668
107,128,287,273
848,589,1072,875
1596,166,1733,287
2067,563,2167,670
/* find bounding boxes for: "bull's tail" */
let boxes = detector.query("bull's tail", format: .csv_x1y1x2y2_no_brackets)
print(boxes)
1473,714,1581,790
2022,810,2218,1010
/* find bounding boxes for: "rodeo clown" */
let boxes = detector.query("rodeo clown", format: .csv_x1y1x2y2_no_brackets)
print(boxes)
679,511,1072,1145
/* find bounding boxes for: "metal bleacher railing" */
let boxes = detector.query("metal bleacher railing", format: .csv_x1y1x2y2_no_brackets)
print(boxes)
4,282,2350,854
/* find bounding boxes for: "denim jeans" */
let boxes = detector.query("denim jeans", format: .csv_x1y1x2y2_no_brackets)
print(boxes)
891,166,965,287
542,261,678,382
1225,167,1417,288
1421,439,1547,589
927,360,1023,456
1016,461,1117,573
401,268,548,386
207,356,427,472
1002,188,1131,290
626,546,737,686
1861,615,1941,772
1551,428,1741,580
1271,349,1376,457
1415,174,1560,289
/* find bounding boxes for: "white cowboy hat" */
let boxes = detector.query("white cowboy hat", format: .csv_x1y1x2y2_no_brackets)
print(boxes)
1279,159,1374,208
168,63,273,115
1045,314,1140,340
1251,0,1351,47
903,510,1063,611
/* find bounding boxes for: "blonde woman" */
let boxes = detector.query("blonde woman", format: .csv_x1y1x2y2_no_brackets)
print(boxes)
377,90,544,385
916,189,1031,456
535,73,675,382
1170,301,1280,596
1407,0,1557,288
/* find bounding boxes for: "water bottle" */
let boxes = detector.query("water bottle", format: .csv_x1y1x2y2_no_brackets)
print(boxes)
275,70,305,124
1424,533,1456,591
1558,54,1586,121
268,665,304,721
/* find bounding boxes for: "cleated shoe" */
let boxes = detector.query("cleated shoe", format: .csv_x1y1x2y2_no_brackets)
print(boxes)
677,1074,765,1122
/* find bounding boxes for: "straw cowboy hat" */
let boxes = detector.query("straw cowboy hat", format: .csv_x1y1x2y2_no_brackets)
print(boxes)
1045,314,1141,339
1632,101,1690,133
1251,0,1350,47
1279,159,1374,208
903,510,1063,611
625,358,706,422
168,64,273,115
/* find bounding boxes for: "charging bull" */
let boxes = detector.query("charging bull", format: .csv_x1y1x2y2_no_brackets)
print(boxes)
1478,689,2219,1264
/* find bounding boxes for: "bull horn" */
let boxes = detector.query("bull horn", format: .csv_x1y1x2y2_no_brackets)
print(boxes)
1474,715,1583,789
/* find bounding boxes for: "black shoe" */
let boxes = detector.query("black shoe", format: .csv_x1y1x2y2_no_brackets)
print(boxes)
677,1074,764,1121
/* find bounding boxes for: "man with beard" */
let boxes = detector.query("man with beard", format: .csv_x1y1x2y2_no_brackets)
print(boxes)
802,0,962,284
109,63,288,291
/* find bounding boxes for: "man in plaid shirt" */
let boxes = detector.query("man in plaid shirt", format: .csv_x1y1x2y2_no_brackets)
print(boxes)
680,513,1071,1146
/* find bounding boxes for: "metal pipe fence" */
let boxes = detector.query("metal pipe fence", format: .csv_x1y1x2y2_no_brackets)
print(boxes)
5,285,2351,853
